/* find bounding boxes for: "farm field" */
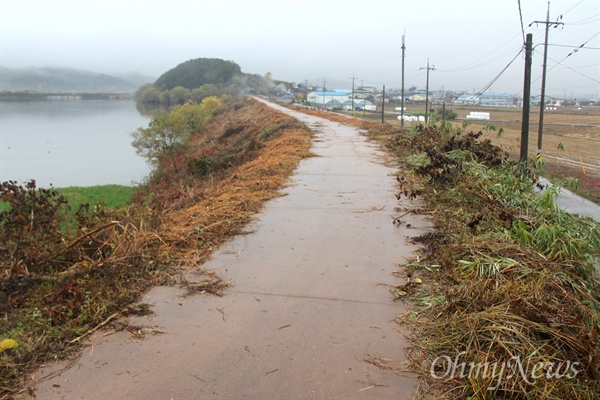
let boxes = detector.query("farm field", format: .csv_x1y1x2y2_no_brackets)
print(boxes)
387,103,600,202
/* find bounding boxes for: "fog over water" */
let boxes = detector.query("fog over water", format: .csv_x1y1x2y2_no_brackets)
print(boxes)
0,100,150,187
1,0,598,98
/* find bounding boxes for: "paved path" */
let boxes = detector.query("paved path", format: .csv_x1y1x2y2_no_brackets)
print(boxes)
538,177,600,222
34,99,429,399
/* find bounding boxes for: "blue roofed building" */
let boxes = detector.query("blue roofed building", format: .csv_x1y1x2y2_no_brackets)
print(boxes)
479,93,514,107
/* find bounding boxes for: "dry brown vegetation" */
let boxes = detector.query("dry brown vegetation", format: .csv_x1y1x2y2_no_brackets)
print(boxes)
449,106,599,202
285,103,599,399
0,97,312,397
324,103,599,202
411,105,599,202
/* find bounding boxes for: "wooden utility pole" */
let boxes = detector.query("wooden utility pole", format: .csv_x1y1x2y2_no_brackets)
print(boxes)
532,2,563,155
361,80,366,117
420,59,435,124
382,85,385,123
400,32,406,127
350,74,358,112
322,78,326,109
303,79,308,103
520,33,533,163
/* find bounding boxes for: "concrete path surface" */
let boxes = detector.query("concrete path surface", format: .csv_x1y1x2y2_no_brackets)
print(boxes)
538,177,600,222
34,99,429,399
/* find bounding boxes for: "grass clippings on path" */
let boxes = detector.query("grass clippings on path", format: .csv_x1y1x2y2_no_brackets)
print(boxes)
286,103,600,399
0,96,312,398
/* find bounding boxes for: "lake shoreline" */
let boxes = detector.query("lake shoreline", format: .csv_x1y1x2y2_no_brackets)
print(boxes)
0,99,150,187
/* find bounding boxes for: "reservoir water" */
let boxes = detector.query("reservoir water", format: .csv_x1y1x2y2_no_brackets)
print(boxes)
0,99,151,188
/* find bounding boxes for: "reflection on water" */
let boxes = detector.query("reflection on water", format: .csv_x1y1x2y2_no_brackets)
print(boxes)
135,101,169,116
0,100,151,187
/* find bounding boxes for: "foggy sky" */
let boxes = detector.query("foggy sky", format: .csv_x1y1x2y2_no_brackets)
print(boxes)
1,0,599,98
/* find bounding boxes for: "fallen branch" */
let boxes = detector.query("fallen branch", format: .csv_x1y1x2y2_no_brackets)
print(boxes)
53,221,122,259
69,312,120,344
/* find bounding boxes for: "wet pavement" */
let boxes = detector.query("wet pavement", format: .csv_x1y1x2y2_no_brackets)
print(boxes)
538,177,600,222
33,99,429,399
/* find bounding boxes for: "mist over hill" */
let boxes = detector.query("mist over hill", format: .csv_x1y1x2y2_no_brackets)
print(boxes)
0,66,146,93
112,71,155,88
153,58,242,90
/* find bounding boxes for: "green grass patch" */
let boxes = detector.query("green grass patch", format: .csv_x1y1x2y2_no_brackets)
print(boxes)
1,185,135,214
56,184,136,212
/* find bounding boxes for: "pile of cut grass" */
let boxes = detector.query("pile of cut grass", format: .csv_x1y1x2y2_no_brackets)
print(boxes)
373,121,599,399
0,96,312,397
286,105,600,398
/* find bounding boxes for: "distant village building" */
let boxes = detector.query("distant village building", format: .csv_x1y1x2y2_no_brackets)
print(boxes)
307,90,351,108
455,95,480,105
343,99,376,111
409,93,428,102
479,93,513,107
306,90,375,110
355,86,376,97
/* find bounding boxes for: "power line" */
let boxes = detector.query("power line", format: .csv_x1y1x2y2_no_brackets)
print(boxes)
555,0,585,17
564,62,600,68
547,44,600,50
539,51,600,83
564,13,600,25
437,33,523,72
535,32,600,83
474,48,524,96
517,0,526,44
437,42,523,72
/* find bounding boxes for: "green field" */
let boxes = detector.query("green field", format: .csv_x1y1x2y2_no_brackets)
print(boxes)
0,184,136,213
56,184,136,211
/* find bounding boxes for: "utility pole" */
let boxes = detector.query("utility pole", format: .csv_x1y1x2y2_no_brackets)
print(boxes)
531,1,563,155
520,33,533,164
442,101,446,121
360,80,366,117
420,59,435,124
350,74,358,113
382,85,385,123
322,78,326,109
303,79,308,104
401,31,406,127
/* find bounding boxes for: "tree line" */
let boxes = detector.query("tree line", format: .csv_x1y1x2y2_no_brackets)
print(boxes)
136,58,286,105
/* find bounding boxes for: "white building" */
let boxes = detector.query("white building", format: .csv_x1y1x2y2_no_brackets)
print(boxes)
307,90,351,109
455,95,480,105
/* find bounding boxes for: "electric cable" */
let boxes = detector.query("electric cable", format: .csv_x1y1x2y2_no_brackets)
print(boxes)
564,13,600,25
540,51,600,83
533,32,600,83
437,33,523,72
517,0,526,44
556,0,585,18
474,48,524,97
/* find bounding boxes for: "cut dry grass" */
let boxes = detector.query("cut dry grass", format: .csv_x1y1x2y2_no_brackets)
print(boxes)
157,128,312,267
390,123,598,399
283,103,600,399
0,96,312,397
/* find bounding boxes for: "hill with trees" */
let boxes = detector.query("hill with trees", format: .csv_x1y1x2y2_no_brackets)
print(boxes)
154,58,241,90
137,57,291,105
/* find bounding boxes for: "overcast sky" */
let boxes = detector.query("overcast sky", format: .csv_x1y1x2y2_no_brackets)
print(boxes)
1,0,598,98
